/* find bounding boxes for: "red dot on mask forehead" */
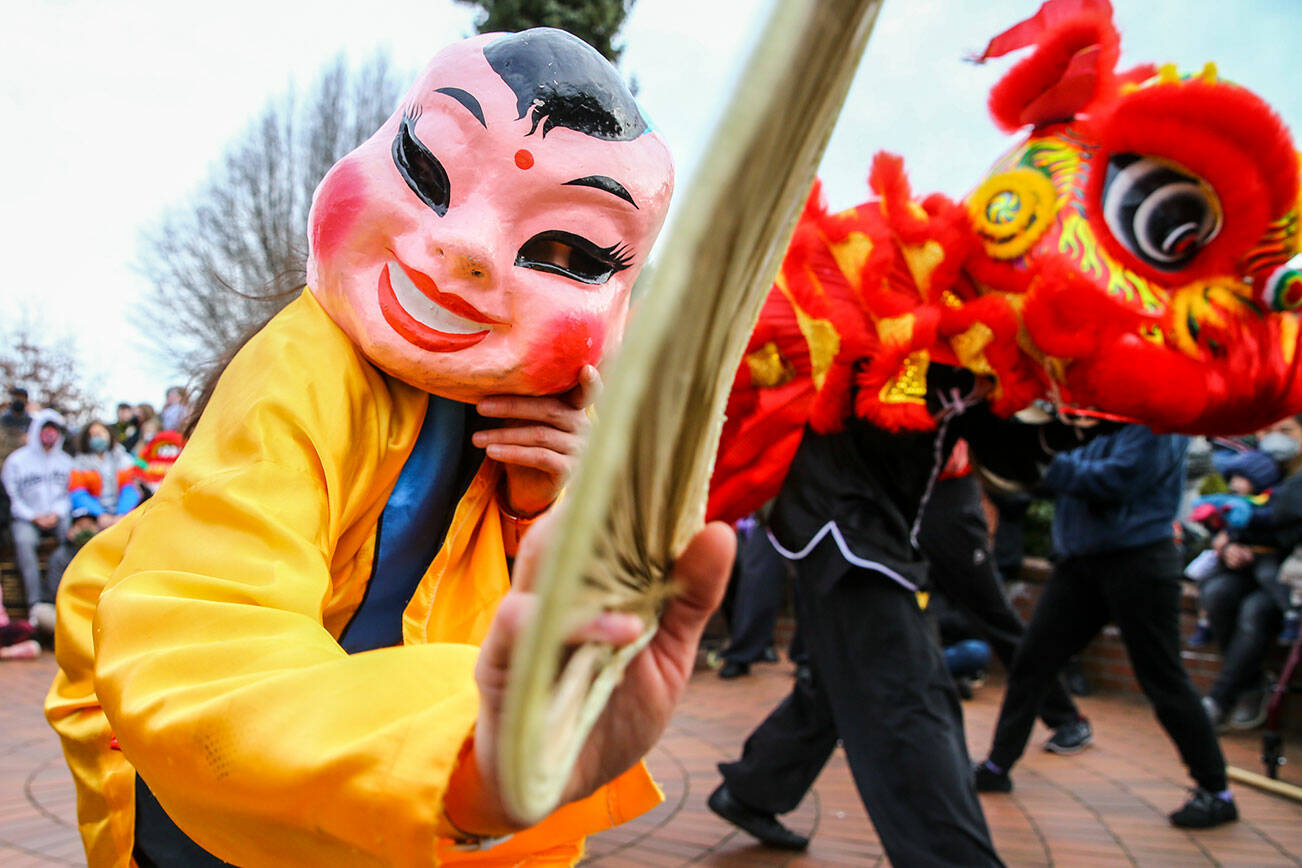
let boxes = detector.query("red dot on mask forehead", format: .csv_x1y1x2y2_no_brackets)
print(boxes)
515,149,534,170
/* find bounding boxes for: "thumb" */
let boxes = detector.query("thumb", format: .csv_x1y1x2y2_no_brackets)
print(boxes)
657,522,736,647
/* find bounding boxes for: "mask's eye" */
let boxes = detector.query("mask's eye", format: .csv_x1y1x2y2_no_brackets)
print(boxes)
1101,154,1222,271
392,110,450,216
516,230,634,285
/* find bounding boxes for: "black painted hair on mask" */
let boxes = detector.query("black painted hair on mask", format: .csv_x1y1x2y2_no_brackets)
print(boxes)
484,28,648,142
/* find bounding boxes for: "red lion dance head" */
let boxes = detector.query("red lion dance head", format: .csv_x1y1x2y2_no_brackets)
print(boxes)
710,0,1301,521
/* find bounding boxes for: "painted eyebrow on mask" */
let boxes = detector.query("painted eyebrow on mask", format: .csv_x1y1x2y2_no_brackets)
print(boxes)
562,175,638,209
434,87,486,128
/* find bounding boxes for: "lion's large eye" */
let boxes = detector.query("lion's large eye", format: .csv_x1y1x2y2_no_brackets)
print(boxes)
1101,154,1222,271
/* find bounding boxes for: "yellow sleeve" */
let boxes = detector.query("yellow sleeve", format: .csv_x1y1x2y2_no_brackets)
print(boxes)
89,297,484,866
94,466,480,867
46,517,139,868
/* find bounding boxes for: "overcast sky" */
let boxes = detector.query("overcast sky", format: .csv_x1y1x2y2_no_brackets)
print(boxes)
1,0,1297,410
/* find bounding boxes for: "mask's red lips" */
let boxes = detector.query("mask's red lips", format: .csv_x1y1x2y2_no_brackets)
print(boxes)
392,257,507,325
377,259,503,353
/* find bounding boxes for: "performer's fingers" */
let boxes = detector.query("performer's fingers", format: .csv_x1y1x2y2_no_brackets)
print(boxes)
484,444,569,476
476,591,537,697
473,425,579,454
566,612,644,647
565,365,603,410
656,522,735,648
477,396,583,432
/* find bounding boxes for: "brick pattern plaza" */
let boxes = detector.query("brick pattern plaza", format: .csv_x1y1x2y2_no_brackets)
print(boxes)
1,653,1298,866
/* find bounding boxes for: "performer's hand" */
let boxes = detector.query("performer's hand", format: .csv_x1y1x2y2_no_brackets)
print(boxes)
1222,542,1255,570
459,512,735,832
474,366,600,518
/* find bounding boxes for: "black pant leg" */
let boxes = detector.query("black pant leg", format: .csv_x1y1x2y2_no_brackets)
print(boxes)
723,527,786,664
1209,588,1284,708
718,569,839,814
921,477,1081,729
1098,541,1229,792
1201,566,1255,655
802,567,1004,868
987,557,1110,771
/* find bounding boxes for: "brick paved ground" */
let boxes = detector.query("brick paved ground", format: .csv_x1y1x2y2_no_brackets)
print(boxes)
2,653,1298,866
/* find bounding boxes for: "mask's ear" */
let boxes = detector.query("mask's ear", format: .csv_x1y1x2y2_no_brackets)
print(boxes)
974,0,1120,132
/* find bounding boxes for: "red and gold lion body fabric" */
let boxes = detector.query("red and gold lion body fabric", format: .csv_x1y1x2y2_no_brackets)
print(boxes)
710,0,1302,523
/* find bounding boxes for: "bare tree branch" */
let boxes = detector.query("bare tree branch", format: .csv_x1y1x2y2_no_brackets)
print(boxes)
135,52,404,382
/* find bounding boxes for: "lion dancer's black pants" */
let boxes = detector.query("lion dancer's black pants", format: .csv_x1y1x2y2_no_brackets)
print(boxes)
719,541,1004,867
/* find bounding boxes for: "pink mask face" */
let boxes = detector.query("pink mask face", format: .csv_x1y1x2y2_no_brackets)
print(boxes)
307,29,674,401
39,426,59,449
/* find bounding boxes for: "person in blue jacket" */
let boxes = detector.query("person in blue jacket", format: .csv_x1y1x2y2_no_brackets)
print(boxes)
972,424,1236,829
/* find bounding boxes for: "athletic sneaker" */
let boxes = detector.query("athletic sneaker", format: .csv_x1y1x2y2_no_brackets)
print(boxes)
972,761,1012,793
1228,688,1269,731
1044,718,1093,755
1169,788,1238,828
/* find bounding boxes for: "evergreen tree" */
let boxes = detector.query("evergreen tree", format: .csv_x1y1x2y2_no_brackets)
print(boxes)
456,0,636,63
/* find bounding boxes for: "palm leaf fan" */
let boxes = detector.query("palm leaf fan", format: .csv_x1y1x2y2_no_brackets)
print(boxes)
497,0,885,826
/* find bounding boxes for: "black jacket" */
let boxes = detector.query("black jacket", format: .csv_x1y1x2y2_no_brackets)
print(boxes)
770,366,1094,591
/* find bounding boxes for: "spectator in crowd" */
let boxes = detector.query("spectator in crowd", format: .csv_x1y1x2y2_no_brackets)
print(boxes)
0,386,34,546
1,387,32,458
69,421,139,529
974,425,1236,829
134,403,160,455
1186,440,1283,647
0,590,39,660
1,409,74,621
1199,414,1302,729
918,447,1089,747
159,386,191,433
113,403,141,454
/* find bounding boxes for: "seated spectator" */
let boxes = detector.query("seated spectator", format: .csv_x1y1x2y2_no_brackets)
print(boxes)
69,421,140,528
159,386,191,432
1199,413,1302,730
0,592,39,660
1,409,73,620
113,402,141,453
133,403,160,456
0,386,32,459
1187,444,1281,647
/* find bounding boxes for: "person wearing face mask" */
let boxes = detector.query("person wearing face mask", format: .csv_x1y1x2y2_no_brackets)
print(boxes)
68,421,139,529
1199,414,1302,731
1,408,73,621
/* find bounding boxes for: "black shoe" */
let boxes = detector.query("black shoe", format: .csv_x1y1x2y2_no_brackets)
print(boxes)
954,675,974,700
973,761,1012,793
718,660,750,679
1227,687,1269,731
707,784,809,850
1169,788,1238,828
1064,662,1092,697
1044,718,1093,755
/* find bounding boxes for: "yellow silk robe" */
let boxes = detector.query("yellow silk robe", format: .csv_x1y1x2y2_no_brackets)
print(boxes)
46,291,660,867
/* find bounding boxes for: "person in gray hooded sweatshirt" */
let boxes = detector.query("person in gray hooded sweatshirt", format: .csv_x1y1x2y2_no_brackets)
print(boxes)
1,408,73,617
